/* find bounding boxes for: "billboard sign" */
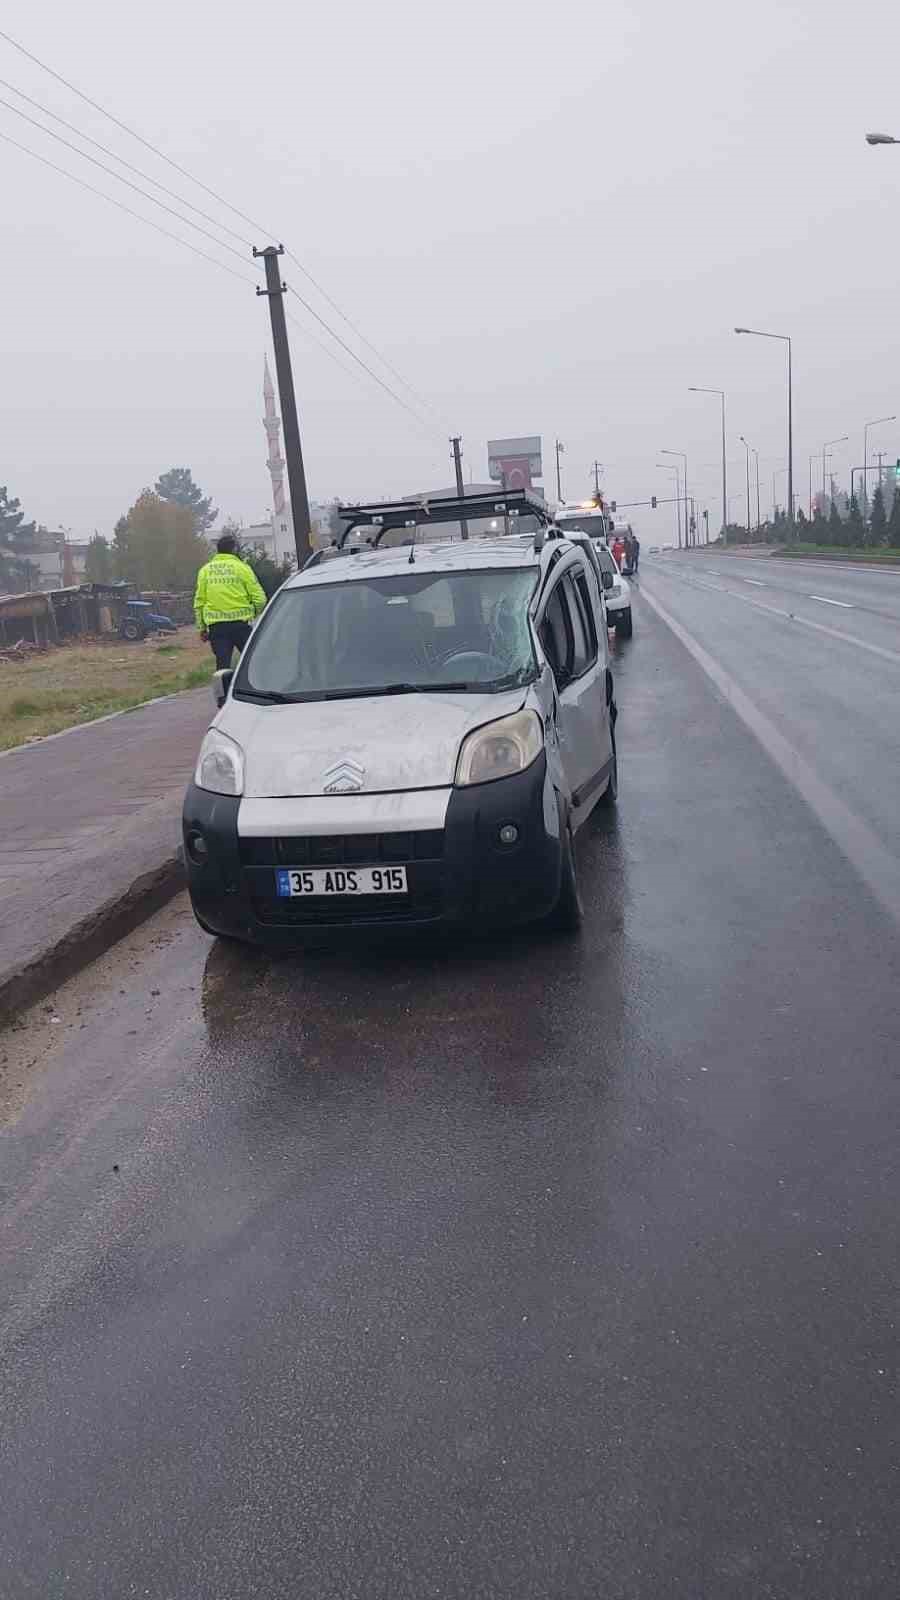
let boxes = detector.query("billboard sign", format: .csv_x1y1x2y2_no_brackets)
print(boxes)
487,436,543,491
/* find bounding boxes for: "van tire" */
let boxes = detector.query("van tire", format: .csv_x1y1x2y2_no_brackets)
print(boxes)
598,729,618,808
547,819,583,933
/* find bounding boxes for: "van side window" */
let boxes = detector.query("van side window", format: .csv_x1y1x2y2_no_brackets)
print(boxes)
561,573,593,676
572,571,599,664
539,582,573,686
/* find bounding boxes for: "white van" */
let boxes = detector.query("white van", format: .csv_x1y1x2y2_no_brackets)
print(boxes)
183,494,618,945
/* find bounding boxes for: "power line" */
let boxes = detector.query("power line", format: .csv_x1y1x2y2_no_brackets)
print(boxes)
1,126,441,438
0,93,255,268
282,247,446,418
0,73,253,250
284,304,441,439
0,25,442,419
0,128,258,286
283,286,440,435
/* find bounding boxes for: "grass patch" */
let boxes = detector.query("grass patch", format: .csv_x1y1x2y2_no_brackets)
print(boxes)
0,632,214,751
775,544,900,562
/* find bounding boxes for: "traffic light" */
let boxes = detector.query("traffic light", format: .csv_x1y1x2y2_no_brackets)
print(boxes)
651,495,658,509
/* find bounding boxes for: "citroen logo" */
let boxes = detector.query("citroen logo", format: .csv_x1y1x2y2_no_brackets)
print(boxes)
322,757,365,794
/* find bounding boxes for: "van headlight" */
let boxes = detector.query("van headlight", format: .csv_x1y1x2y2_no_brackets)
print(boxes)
455,709,543,787
195,728,245,795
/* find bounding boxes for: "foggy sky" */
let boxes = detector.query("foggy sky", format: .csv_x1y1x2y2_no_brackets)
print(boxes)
3,0,900,545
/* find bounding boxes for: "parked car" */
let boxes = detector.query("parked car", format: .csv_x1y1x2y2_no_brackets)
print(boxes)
119,600,178,641
592,544,633,638
183,495,618,946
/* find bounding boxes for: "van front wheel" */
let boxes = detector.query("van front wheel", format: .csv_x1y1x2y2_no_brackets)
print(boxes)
546,819,583,933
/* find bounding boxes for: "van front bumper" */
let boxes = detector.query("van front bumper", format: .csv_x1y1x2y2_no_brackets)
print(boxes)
182,754,563,946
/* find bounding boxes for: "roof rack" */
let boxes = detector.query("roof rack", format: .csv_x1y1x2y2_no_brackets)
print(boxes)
336,489,553,549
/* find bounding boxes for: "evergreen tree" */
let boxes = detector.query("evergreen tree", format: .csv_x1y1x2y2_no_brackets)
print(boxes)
0,484,38,590
887,485,900,548
811,507,829,547
240,545,293,599
869,484,887,547
828,501,844,547
84,533,114,583
155,467,218,534
846,495,865,549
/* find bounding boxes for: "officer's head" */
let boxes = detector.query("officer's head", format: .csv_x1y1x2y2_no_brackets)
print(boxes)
217,533,238,555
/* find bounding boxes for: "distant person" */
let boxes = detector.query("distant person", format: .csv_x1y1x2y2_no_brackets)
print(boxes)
632,535,641,573
623,532,635,572
194,534,267,670
612,532,626,567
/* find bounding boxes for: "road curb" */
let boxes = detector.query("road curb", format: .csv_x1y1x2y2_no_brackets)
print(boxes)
0,851,186,1030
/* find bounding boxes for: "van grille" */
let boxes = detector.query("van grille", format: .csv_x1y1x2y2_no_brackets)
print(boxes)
240,830,444,868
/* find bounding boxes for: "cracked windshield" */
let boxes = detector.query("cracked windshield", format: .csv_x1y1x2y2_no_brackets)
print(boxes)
239,568,538,696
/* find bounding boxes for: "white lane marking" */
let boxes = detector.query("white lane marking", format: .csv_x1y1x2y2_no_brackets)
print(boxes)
639,586,900,927
811,595,853,608
743,578,766,587
648,568,900,667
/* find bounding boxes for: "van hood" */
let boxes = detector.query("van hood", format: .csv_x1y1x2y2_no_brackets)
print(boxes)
221,688,527,798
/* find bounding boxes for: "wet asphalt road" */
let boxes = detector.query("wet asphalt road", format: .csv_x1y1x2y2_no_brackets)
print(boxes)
3,580,900,1598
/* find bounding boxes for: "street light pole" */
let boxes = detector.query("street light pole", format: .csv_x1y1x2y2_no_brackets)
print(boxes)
863,415,896,506
555,439,565,504
661,449,688,548
688,387,727,545
739,436,752,538
734,326,793,536
753,449,761,532
822,436,848,508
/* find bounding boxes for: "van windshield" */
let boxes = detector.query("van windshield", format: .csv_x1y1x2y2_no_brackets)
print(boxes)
235,567,538,701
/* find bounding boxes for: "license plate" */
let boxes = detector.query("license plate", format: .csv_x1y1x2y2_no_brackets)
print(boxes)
275,866,408,898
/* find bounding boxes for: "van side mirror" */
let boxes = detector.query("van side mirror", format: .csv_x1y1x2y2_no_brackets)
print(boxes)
212,669,233,709
601,571,614,592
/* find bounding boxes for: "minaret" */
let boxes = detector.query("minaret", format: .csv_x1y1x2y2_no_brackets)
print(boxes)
263,356,287,519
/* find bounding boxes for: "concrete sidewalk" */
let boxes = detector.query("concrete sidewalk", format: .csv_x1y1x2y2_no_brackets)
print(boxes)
0,688,211,1023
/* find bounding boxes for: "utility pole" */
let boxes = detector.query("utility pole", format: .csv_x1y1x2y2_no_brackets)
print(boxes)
555,440,565,503
451,437,468,540
253,245,312,566
593,461,602,499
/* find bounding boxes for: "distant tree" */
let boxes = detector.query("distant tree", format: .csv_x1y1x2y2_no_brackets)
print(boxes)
795,506,808,541
113,491,211,592
240,544,293,599
828,501,844,547
887,484,900,548
846,494,865,549
84,532,114,583
0,483,38,591
869,484,887,547
155,467,218,534
810,506,828,547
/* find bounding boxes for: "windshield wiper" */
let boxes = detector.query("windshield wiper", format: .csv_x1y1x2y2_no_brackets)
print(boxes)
237,688,298,703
